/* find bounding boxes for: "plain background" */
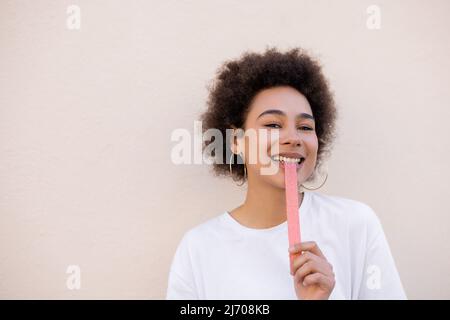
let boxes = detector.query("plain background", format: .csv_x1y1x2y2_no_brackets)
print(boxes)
1,0,449,299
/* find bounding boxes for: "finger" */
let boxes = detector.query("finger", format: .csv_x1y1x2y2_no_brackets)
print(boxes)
290,251,319,276
298,258,334,277
303,272,334,289
288,241,324,257
290,252,335,278
294,261,316,284
288,241,325,258
294,259,334,283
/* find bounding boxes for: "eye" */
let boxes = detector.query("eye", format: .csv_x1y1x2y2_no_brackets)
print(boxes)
264,124,314,130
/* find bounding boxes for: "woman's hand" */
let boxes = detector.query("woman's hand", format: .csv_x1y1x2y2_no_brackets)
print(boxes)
289,241,335,300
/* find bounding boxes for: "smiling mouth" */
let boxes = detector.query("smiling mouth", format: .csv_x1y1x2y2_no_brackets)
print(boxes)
270,155,305,165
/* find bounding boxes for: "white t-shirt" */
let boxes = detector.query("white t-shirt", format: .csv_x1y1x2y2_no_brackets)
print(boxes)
166,191,407,299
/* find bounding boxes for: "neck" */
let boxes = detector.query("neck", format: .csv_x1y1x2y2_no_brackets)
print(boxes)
233,174,304,229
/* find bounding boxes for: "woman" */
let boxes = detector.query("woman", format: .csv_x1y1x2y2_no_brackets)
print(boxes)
166,47,406,299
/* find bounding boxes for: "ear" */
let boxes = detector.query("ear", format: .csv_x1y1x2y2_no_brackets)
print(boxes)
229,126,239,155
230,125,237,154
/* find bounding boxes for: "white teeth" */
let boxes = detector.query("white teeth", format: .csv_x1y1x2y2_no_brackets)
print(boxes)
271,155,303,163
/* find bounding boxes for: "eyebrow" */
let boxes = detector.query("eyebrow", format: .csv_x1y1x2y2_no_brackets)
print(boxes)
256,109,315,121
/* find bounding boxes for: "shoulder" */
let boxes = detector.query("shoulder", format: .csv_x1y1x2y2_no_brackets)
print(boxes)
177,213,226,249
309,192,385,253
308,192,381,229
170,214,225,273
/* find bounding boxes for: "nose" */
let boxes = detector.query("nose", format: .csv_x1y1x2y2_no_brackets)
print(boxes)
281,125,302,147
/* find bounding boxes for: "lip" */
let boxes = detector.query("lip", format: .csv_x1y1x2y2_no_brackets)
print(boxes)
270,152,305,171
279,159,304,170
270,157,305,171
273,152,305,159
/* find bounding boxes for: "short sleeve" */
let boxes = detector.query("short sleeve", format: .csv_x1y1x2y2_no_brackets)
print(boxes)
166,232,199,299
357,207,407,299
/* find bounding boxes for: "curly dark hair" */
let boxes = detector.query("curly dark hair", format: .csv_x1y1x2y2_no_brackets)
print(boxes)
200,47,338,184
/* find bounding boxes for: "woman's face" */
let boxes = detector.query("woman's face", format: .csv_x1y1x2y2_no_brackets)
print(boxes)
236,86,318,189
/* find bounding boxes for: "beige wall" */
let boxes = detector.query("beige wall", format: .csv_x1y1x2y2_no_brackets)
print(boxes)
1,0,449,299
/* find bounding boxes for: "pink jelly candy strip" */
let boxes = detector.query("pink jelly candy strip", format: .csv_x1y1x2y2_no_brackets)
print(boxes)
284,162,301,273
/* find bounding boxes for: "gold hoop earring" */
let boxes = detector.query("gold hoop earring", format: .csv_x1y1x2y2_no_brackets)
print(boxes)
229,153,247,186
299,172,328,191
